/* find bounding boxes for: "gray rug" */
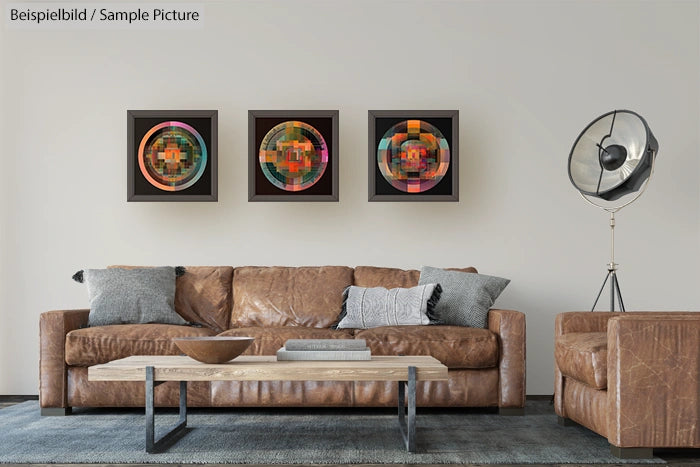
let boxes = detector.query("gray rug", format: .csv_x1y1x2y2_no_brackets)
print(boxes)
0,401,663,464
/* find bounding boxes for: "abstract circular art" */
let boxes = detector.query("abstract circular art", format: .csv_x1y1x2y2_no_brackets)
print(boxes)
138,121,207,192
377,120,450,193
259,121,328,191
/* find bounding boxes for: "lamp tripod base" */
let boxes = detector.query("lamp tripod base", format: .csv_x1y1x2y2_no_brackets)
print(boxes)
591,267,626,312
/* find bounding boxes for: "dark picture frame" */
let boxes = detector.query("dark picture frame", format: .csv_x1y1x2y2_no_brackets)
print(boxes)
127,110,218,202
368,110,458,202
249,110,339,202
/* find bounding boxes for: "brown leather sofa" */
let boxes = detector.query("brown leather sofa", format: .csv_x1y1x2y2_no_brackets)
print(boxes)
40,266,525,415
554,311,700,458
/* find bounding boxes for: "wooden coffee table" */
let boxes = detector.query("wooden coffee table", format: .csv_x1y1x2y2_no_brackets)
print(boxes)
88,355,448,453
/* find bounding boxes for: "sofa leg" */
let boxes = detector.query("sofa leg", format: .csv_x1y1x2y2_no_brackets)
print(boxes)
499,407,524,416
557,416,576,426
41,407,72,416
610,445,654,459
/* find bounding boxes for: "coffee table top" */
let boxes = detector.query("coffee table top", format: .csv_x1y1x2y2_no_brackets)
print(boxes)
88,355,448,382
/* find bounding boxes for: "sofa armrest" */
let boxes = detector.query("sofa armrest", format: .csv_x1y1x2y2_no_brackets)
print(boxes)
606,313,700,448
488,309,526,408
39,309,89,408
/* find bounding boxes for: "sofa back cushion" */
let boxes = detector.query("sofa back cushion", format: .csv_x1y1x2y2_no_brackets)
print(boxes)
230,266,354,328
110,265,234,332
353,266,478,289
175,266,234,332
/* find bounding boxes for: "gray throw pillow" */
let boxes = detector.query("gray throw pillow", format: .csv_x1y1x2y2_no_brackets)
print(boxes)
334,283,441,330
74,267,187,326
418,266,509,328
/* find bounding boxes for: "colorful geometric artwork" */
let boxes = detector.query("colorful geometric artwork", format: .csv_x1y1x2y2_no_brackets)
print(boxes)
138,121,207,192
377,119,450,193
127,110,217,202
258,121,328,192
249,110,338,202
369,110,458,201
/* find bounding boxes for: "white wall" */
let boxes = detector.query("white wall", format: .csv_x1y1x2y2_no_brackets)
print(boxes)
1,0,699,395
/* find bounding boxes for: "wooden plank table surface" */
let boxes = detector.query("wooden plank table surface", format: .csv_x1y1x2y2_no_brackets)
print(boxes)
88,355,448,382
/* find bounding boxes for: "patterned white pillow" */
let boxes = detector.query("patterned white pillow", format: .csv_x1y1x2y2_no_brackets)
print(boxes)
334,283,442,330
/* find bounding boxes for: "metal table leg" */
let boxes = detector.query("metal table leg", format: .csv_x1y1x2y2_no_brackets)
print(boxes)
145,366,187,453
397,365,417,452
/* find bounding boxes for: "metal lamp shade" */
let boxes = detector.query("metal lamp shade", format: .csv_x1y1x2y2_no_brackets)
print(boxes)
568,110,658,201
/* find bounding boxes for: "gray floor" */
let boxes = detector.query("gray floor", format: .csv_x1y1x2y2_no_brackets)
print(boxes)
0,397,698,466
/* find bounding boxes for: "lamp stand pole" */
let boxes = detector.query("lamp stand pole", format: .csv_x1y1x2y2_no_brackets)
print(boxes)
591,211,626,312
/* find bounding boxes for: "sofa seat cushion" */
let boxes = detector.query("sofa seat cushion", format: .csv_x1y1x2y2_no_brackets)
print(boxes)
65,324,216,366
354,325,498,369
231,266,354,328
555,332,607,389
217,327,354,355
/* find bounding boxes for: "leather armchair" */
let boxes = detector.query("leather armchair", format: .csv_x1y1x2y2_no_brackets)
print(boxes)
554,312,700,458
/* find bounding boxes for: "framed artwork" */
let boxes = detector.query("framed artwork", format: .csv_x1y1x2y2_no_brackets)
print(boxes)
249,110,339,201
368,110,458,201
127,110,218,201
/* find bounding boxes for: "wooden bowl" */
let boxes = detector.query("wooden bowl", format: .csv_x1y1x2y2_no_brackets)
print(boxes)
172,336,254,364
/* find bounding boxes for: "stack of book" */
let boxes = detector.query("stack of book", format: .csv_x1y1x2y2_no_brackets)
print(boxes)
276,339,371,361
